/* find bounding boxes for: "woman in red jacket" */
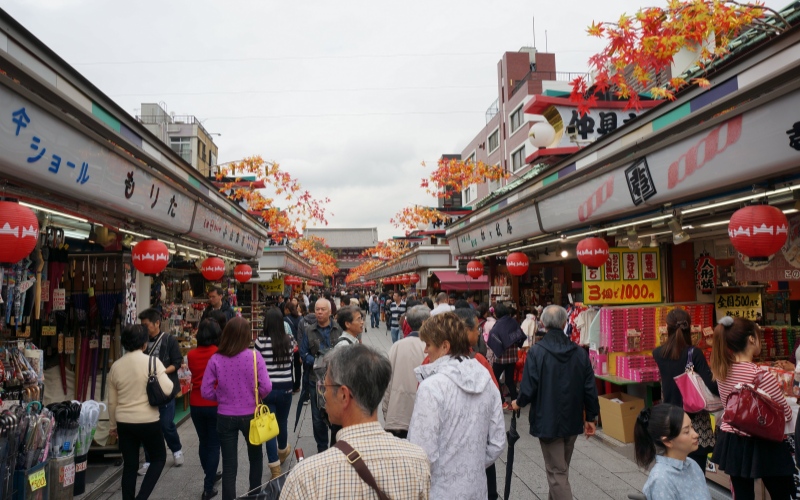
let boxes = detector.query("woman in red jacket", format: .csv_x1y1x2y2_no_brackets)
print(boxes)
188,319,222,500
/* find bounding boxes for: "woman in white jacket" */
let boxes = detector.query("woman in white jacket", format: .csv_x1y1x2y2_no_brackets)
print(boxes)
408,312,506,500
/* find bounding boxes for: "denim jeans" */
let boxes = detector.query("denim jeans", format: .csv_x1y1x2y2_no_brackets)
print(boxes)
308,379,329,452
144,399,181,463
263,389,293,463
217,414,263,500
391,327,401,343
190,406,220,492
118,421,165,500
370,311,380,328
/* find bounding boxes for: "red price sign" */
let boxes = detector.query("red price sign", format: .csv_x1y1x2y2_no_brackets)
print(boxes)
583,248,662,305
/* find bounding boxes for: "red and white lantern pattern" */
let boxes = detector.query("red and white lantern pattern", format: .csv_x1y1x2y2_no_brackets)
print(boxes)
201,257,226,281
576,237,610,269
234,263,252,283
728,205,788,259
409,273,420,284
506,252,529,276
467,260,484,279
399,274,411,285
0,202,39,263
132,239,170,275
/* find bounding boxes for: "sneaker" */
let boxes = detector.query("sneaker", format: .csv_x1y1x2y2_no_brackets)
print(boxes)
173,450,184,467
137,462,150,476
303,399,309,406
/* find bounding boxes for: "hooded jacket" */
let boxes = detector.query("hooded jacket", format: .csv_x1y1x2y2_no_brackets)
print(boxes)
408,355,506,500
517,328,600,438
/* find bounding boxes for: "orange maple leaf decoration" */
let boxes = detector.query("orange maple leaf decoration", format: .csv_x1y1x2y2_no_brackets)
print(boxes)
570,0,782,115
216,156,331,240
390,206,445,236
290,235,339,277
421,157,509,198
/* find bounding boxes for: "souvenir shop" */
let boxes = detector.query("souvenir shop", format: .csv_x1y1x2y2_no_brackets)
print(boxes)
365,245,456,298
444,20,800,467
0,14,268,499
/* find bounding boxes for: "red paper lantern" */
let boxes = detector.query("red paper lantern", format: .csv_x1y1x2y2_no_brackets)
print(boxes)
466,260,484,279
409,273,420,284
387,277,395,285
131,239,170,275
0,202,39,263
234,263,252,283
576,237,610,269
729,205,788,260
201,257,225,281
399,274,411,285
506,252,529,276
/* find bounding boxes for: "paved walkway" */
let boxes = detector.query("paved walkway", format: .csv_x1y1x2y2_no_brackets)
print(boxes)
94,323,653,500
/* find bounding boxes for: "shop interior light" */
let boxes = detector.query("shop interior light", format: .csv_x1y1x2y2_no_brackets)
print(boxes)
19,202,89,223
626,229,643,250
668,213,691,245
560,249,569,258
63,230,89,240
682,185,800,215
700,220,730,228
119,228,151,239
649,235,659,247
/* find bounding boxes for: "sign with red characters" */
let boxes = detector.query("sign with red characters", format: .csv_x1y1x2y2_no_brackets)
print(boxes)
583,247,662,305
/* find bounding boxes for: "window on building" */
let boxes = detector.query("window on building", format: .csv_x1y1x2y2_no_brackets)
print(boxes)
511,147,526,172
488,129,499,153
170,137,192,164
466,152,476,165
510,105,524,133
201,142,207,163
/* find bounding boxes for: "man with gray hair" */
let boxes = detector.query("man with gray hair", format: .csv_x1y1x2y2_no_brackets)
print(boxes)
382,305,429,438
282,344,431,499
512,305,599,500
430,292,454,316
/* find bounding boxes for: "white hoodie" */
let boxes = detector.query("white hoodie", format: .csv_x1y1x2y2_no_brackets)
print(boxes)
408,355,506,500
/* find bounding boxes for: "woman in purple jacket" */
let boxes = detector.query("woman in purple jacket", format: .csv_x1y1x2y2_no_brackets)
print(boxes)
202,317,272,500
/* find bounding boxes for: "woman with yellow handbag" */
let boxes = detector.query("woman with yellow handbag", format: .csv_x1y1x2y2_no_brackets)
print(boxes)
201,317,273,500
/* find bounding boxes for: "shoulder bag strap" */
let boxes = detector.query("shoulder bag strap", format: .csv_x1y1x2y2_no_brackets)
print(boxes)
686,347,695,370
334,440,391,500
253,350,259,406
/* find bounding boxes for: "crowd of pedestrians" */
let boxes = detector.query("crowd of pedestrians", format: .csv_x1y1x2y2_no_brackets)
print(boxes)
104,286,797,500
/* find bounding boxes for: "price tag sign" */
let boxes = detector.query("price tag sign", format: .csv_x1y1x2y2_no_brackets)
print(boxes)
41,281,49,302
28,469,46,491
17,326,31,338
52,289,66,311
102,335,110,349
60,463,75,486
715,292,762,320
583,248,662,305
41,326,56,336
65,336,75,354
75,460,87,473
89,339,99,349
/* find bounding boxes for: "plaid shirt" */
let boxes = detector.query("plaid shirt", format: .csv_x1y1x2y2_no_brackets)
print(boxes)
281,421,431,499
495,345,519,365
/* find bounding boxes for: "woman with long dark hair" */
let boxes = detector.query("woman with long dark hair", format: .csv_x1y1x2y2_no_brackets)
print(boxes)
634,404,710,499
710,316,794,500
188,320,223,499
201,317,272,500
652,309,717,469
256,307,295,479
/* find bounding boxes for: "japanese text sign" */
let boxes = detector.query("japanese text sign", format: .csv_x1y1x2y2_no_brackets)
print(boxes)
52,288,65,311
261,278,284,295
583,247,662,305
715,292,762,321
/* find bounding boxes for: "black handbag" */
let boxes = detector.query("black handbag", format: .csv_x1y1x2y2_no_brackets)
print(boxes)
146,335,176,407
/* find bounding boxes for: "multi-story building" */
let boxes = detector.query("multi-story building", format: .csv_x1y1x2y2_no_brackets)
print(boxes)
459,49,586,207
137,102,219,178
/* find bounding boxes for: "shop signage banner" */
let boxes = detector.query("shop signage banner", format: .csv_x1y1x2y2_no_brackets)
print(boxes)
537,88,800,233
551,105,640,146
0,85,195,233
715,292,762,320
262,278,284,294
452,204,541,255
583,247,662,305
735,213,800,281
188,204,263,258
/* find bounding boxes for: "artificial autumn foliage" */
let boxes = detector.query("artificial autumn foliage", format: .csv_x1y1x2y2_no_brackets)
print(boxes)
571,0,788,115
215,156,331,240
290,235,339,277
421,157,509,197
390,206,445,235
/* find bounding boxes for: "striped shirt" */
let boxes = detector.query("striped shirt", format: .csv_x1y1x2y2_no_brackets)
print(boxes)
255,334,294,391
390,301,407,329
281,421,430,499
717,362,791,436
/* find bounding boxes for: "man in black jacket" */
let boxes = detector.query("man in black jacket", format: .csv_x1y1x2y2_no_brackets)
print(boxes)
200,286,235,322
512,305,599,500
139,308,184,474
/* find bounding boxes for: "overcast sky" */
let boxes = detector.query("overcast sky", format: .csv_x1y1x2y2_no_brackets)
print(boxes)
3,0,788,241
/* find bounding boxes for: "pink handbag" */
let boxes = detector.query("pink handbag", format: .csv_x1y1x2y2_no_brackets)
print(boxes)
674,348,723,413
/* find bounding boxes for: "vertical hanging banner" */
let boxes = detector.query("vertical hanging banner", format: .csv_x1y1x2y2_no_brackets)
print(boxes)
695,252,717,294
583,247,662,304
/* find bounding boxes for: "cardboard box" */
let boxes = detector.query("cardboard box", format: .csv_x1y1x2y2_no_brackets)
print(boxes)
598,392,645,443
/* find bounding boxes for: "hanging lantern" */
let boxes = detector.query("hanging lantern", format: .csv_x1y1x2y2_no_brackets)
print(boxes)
201,257,225,281
576,237,610,269
131,239,170,275
409,273,420,284
234,263,252,283
400,274,411,285
467,260,484,279
0,201,39,263
728,205,788,260
506,252,529,276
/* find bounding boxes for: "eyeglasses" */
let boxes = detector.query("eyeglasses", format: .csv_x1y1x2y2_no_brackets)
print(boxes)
316,380,342,396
